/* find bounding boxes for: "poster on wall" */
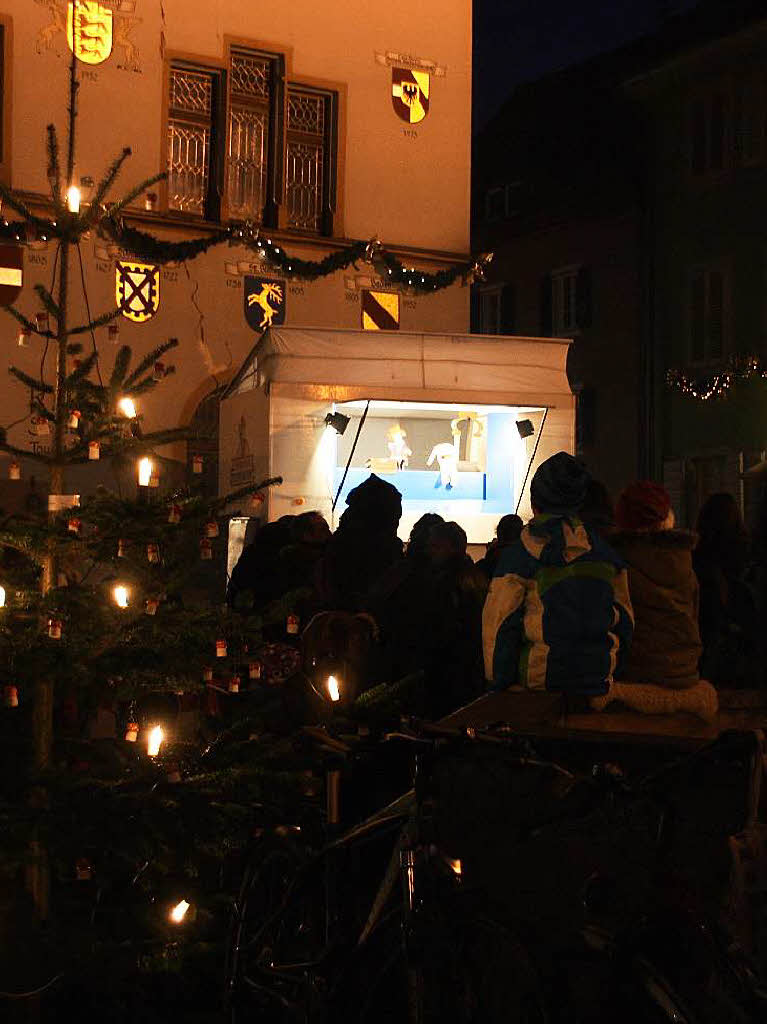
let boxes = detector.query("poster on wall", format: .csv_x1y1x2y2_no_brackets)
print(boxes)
115,261,160,323
362,290,399,331
391,68,430,124
245,277,286,331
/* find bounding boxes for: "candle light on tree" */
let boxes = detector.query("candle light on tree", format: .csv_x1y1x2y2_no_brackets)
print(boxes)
112,584,129,609
169,899,191,924
146,725,164,757
138,456,153,487
117,396,137,419
66,185,81,213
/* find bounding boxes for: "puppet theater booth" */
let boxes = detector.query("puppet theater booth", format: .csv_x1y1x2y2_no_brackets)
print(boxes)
219,327,575,548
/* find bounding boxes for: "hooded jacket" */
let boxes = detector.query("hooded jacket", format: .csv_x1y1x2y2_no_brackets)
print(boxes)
609,529,702,689
482,515,634,695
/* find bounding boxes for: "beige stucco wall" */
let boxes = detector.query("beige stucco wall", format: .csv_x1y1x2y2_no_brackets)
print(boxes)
0,1,471,458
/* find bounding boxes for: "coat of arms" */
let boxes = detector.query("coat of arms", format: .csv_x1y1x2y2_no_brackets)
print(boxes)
391,68,430,124
35,0,141,69
115,261,160,323
245,277,286,331
362,290,400,331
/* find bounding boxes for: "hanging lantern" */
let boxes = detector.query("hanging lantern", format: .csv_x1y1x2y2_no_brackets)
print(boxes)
47,618,63,639
8,461,20,480
31,415,50,437
117,538,128,558
18,326,32,347
204,520,219,539
68,409,81,430
147,542,160,564
287,614,300,635
192,454,203,474
75,858,93,882
153,361,165,381
145,192,158,212
215,639,227,658
145,597,159,616
67,517,81,535
167,503,181,524
125,719,139,742
248,661,262,681
107,323,120,344
138,457,153,487
249,492,265,512
88,440,100,461
199,538,213,561
3,685,18,708
203,667,213,683
228,676,240,694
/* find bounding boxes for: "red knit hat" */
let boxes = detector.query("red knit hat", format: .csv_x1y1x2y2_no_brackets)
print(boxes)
615,481,672,530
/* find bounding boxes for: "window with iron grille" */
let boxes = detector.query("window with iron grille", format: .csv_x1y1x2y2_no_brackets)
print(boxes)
167,50,336,233
286,86,334,233
168,65,218,217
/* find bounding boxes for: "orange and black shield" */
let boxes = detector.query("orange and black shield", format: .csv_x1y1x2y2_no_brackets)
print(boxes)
362,290,400,331
391,68,430,124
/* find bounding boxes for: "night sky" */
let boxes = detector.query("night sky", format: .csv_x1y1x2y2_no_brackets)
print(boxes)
473,0,701,130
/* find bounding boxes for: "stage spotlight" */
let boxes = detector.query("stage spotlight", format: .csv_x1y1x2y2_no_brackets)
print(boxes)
324,412,350,436
516,418,535,439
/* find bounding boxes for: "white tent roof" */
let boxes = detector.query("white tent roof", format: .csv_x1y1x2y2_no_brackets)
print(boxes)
230,326,574,407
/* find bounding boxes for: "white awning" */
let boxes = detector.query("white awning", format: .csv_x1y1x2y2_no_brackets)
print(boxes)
236,326,574,408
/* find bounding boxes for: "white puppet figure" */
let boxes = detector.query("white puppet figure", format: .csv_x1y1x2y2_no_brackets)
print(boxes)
386,423,412,470
427,441,459,490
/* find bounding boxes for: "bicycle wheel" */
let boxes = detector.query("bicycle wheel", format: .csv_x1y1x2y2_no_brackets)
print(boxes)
226,832,321,1024
330,893,551,1024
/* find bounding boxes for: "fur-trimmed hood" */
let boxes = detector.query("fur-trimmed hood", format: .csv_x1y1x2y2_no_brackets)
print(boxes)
609,529,697,589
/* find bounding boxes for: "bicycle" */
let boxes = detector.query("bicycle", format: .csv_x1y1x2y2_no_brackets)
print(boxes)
225,716,767,1023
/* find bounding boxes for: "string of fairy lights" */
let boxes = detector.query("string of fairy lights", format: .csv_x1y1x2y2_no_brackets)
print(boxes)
666,356,767,400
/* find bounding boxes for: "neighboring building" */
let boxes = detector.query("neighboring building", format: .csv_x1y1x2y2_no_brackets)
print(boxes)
0,1,471,492
472,62,644,499
473,0,767,527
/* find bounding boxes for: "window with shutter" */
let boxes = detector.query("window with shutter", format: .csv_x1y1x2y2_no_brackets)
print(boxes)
689,267,728,364
478,286,502,333
551,267,579,334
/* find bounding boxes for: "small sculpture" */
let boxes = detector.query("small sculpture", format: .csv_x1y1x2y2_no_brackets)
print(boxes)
386,423,412,470
427,442,459,490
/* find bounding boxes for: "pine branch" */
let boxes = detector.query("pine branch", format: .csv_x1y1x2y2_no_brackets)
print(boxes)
0,441,51,465
123,338,180,388
31,399,55,422
108,345,132,391
87,147,132,219
5,306,43,336
69,306,122,335
9,367,54,394
214,476,283,511
0,181,38,228
33,283,61,320
98,171,167,224
64,351,98,386
132,426,198,446
46,124,63,209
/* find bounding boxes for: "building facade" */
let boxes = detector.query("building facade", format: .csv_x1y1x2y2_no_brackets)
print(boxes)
0,1,471,493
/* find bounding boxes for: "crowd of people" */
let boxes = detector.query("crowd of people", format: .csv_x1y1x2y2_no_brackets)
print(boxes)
229,451,765,720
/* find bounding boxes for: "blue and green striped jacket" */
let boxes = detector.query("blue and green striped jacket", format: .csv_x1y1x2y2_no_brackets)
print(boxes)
482,515,634,695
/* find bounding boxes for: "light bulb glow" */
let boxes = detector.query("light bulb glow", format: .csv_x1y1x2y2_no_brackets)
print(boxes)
147,724,164,757
118,397,137,419
113,584,129,608
138,457,153,487
169,899,190,923
66,185,81,213
327,675,340,702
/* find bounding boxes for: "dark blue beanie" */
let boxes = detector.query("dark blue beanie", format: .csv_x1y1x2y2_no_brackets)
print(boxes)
530,452,589,515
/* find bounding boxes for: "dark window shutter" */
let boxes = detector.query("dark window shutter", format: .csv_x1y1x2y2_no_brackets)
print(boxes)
691,272,705,362
707,270,724,359
539,275,553,336
576,387,596,452
709,92,725,172
470,286,481,334
575,266,592,329
500,283,515,334
691,98,707,175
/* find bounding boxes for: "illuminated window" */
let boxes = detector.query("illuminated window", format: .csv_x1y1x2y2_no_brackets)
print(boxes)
167,50,336,233
168,65,221,218
689,267,726,364
286,87,336,233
